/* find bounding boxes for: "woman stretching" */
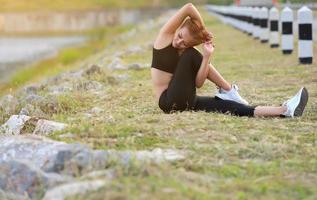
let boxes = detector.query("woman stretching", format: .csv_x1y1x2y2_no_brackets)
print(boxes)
151,3,308,117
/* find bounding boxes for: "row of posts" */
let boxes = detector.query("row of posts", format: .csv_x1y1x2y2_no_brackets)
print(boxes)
206,5,314,64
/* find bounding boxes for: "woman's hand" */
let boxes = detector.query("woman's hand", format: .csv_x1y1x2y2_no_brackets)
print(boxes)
202,41,214,58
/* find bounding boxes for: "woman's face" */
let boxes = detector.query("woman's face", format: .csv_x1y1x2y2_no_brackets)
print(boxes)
172,27,195,49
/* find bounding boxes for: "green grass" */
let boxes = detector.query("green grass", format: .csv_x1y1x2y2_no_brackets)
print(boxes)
2,7,317,199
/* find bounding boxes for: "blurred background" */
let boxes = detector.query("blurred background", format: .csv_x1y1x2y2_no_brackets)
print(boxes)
0,0,316,93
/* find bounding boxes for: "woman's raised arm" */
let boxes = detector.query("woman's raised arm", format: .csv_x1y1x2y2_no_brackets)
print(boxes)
159,3,205,35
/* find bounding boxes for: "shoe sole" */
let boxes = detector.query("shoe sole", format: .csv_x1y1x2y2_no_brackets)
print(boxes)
294,87,309,117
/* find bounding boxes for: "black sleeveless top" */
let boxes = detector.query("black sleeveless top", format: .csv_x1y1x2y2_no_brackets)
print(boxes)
151,43,180,74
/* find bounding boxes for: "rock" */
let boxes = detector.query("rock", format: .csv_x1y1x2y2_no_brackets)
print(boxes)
47,84,73,95
33,119,67,136
24,94,46,106
43,180,106,200
0,115,66,135
0,160,66,199
85,65,102,76
74,80,103,91
0,115,31,135
108,57,126,70
23,84,40,95
124,46,143,55
0,189,29,200
89,107,104,115
67,70,84,79
42,143,95,176
0,135,186,198
115,74,129,81
0,135,70,167
0,95,19,116
92,150,111,169
19,107,30,116
128,63,142,70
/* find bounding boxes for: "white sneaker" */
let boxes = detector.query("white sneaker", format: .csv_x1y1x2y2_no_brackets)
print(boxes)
282,87,308,117
215,84,249,105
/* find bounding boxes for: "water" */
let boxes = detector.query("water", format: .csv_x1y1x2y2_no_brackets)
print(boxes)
0,36,87,82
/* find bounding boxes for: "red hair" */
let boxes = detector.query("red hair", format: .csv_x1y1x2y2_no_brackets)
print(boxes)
181,18,213,45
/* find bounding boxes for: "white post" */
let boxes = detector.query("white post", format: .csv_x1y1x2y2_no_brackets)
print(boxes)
281,7,294,54
298,6,313,64
260,7,269,43
269,7,279,48
253,7,260,39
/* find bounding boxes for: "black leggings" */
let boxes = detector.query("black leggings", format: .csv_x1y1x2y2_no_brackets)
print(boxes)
158,48,255,117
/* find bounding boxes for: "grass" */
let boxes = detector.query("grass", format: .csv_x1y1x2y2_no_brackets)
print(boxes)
2,6,317,199
60,7,317,199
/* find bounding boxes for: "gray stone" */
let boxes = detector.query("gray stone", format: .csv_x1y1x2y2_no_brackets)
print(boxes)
92,150,111,169
47,83,73,95
19,107,30,116
124,46,143,55
89,107,104,115
23,84,40,95
74,80,103,91
0,115,31,135
127,63,142,70
67,70,84,79
85,64,102,76
0,135,68,167
108,57,126,70
20,104,47,119
0,189,29,200
0,115,66,135
0,160,65,199
43,180,106,200
0,135,185,198
42,143,95,176
24,94,46,106
115,74,129,81
33,119,67,136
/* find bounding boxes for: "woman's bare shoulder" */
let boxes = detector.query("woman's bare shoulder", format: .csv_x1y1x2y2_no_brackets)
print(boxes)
153,34,173,49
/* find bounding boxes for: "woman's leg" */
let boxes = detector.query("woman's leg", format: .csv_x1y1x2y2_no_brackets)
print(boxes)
194,96,288,117
160,47,203,113
194,96,255,116
254,106,287,117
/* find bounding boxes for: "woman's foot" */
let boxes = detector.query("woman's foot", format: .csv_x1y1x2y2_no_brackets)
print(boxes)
215,84,249,105
282,87,309,117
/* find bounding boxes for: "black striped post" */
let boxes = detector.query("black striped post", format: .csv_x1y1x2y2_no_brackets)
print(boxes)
269,7,279,48
253,7,260,39
281,7,294,54
260,7,269,43
298,6,313,64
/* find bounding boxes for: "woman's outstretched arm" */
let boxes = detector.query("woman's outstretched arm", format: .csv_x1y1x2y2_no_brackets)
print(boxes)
159,3,205,35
